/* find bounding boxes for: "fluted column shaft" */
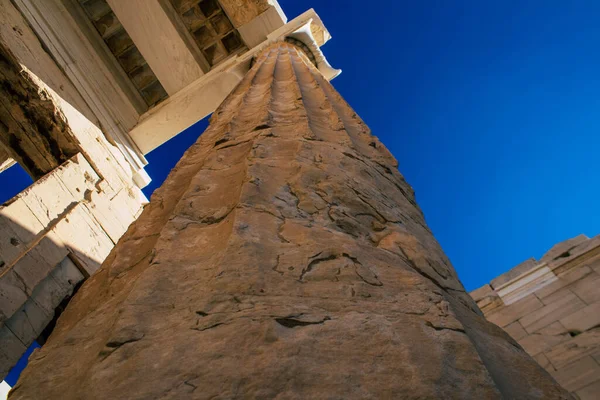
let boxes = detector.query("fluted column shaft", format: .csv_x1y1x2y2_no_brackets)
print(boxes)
11,42,570,399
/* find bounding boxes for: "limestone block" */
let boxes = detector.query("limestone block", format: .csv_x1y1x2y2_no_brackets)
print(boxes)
569,272,600,304
35,234,70,272
519,291,585,334
541,234,589,264
540,286,577,306
5,296,52,347
29,266,72,316
84,192,127,244
11,249,52,296
51,96,135,196
218,0,270,27
545,327,600,369
560,302,600,333
535,264,593,299
237,5,286,47
20,174,74,226
51,204,113,275
0,198,44,245
479,295,505,314
54,155,100,199
0,270,29,325
490,258,537,289
12,237,68,295
551,356,600,392
534,352,553,370
518,322,570,356
470,284,494,302
503,321,528,341
594,350,600,365
537,321,570,336
50,257,85,294
496,264,558,305
486,293,543,328
12,248,53,296
0,325,27,378
0,219,27,274
576,380,600,400
0,198,46,269
591,259,600,274
549,236,600,272
110,188,143,223
4,257,83,351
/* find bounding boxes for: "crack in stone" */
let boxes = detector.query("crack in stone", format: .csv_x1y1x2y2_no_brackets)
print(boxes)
299,254,337,281
106,334,144,349
183,381,197,392
275,316,330,328
424,321,465,334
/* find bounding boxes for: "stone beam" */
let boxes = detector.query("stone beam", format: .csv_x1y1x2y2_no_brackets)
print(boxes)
130,58,250,154
129,9,334,154
106,0,206,96
0,44,79,179
12,0,150,181
237,4,287,48
0,144,16,174
218,0,271,27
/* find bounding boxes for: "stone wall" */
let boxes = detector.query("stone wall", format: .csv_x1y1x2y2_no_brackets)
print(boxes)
0,153,144,377
471,234,600,399
0,1,148,377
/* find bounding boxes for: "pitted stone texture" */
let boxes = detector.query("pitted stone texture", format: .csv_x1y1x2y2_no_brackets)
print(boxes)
10,43,571,399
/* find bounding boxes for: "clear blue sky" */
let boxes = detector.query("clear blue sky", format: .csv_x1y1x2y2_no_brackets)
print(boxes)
2,1,599,295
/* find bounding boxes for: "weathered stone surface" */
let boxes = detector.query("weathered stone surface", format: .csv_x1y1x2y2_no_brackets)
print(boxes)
0,43,78,179
10,42,570,399
520,291,585,334
491,258,538,289
470,235,600,398
560,302,600,333
504,320,528,341
0,326,26,378
546,327,600,369
540,234,589,264
218,0,270,27
577,380,600,400
569,271,600,304
487,293,544,328
519,322,570,356
534,264,593,299
551,356,600,393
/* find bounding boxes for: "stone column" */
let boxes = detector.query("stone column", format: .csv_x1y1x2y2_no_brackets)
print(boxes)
11,42,570,399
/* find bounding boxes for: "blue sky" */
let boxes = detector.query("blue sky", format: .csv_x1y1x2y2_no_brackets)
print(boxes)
2,1,600,295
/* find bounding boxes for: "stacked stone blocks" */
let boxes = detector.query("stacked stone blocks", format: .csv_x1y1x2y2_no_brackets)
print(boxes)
472,234,600,399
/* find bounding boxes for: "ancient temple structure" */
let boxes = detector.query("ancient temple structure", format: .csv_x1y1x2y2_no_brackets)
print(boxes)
0,0,571,398
471,234,600,399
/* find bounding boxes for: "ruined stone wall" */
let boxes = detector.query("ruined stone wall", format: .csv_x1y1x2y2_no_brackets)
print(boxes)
0,152,145,377
10,42,570,399
0,3,147,378
472,235,600,399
